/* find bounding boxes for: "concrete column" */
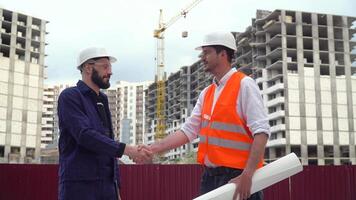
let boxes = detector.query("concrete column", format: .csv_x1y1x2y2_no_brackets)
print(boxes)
327,14,341,165
342,16,355,164
281,10,291,156
296,11,308,165
5,12,19,163
311,13,325,165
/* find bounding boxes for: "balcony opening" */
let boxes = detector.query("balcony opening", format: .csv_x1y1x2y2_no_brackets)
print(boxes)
284,11,296,23
325,159,334,165
0,146,4,157
0,47,9,59
32,17,42,30
319,39,329,51
340,145,349,157
279,131,286,138
308,159,318,165
270,132,277,140
17,14,27,26
291,145,301,157
336,66,345,76
347,18,356,29
15,48,25,61
287,63,298,73
333,28,343,40
308,145,317,157
317,14,327,26
318,26,328,38
10,146,20,154
31,30,41,42
26,148,35,159
2,9,12,22
16,38,26,49
269,119,277,126
332,15,343,27
352,64,356,76
286,25,296,35
302,25,312,37
334,41,344,52
1,33,10,46
302,12,312,24
303,38,313,50
324,145,334,157
1,22,11,34
320,51,330,64
269,106,277,113
304,52,314,64
287,50,297,62
320,66,330,75
341,159,351,165
286,37,296,49
335,53,345,65
275,147,286,157
268,80,276,87
264,148,269,160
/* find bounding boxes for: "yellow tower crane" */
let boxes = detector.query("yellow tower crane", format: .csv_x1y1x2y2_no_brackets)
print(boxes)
153,0,204,140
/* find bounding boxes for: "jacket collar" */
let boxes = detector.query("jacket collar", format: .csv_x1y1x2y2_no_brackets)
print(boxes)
77,80,103,97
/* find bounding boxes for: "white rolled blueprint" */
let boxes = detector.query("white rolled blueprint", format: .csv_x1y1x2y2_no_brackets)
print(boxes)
193,153,303,200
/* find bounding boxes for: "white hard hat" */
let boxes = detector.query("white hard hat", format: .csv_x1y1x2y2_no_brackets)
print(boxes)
77,47,117,67
195,31,237,51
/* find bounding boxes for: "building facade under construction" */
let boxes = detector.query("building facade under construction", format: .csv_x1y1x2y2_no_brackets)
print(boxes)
234,9,356,165
0,8,48,163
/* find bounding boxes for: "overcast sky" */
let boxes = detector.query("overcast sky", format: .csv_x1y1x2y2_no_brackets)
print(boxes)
1,0,355,85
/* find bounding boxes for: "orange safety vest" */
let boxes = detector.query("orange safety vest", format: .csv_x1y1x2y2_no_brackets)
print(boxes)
197,71,263,169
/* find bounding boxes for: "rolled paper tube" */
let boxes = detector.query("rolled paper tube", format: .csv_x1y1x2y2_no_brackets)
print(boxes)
194,153,303,200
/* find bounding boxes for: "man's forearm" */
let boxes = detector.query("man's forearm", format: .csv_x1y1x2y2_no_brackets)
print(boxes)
243,133,269,175
150,130,190,154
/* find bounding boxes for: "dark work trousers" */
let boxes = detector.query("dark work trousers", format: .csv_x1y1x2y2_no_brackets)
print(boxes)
200,166,263,200
59,179,118,200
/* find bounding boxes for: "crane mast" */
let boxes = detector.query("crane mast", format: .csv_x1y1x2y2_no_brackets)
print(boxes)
155,9,166,139
153,0,203,140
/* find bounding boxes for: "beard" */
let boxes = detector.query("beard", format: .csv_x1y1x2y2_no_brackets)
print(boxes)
91,68,110,89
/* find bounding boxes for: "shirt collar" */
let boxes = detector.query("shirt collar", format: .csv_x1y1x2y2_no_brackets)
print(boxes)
77,80,102,97
213,68,237,86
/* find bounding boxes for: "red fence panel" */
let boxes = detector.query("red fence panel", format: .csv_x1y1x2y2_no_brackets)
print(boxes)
0,164,58,200
120,164,204,200
0,164,355,200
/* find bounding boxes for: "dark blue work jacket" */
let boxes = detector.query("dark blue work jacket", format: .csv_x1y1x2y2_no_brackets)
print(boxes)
57,81,125,189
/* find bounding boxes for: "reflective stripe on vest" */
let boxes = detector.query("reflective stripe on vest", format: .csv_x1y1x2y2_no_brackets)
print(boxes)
199,135,251,151
201,121,247,135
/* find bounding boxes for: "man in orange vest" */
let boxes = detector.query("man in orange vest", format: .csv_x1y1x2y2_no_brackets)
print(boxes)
145,32,270,200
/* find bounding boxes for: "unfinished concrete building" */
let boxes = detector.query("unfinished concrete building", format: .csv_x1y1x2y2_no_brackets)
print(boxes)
0,8,48,163
235,9,356,165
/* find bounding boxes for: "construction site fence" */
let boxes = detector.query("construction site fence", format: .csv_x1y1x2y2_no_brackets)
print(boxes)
0,164,355,200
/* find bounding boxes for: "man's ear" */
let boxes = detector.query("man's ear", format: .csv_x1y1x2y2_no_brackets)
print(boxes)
83,64,92,74
219,49,227,58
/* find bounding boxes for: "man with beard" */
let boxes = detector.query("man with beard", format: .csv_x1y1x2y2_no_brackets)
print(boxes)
57,47,152,200
143,32,270,200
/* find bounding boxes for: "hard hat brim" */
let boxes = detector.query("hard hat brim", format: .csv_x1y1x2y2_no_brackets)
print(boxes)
77,55,117,67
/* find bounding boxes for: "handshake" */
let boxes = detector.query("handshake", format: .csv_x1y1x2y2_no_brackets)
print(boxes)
123,144,158,164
